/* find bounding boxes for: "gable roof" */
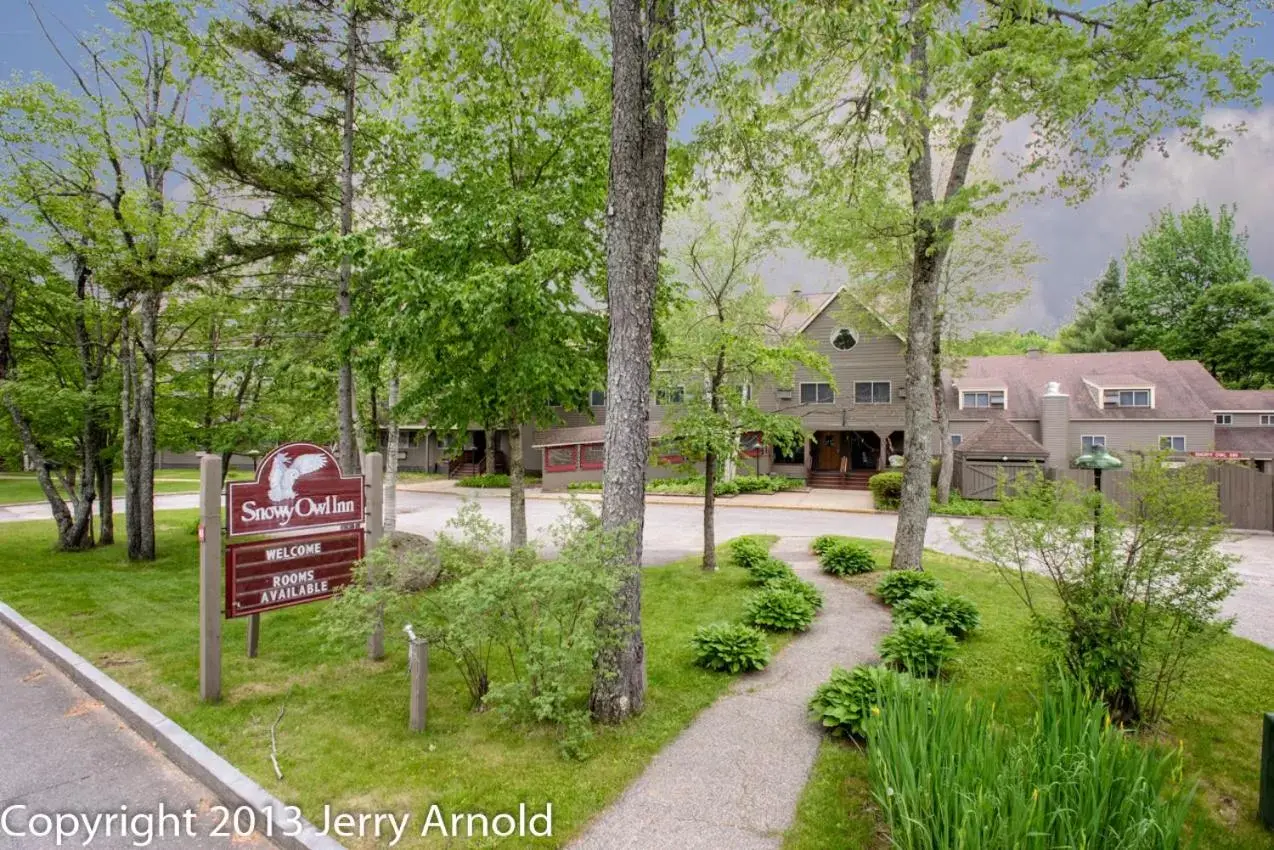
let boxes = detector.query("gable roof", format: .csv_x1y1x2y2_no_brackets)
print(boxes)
769,286,906,342
954,416,1049,458
1171,360,1274,410
947,351,1214,421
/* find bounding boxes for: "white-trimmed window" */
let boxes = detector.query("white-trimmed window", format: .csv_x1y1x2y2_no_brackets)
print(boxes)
1215,413,1232,425
655,386,684,405
854,381,891,404
1081,435,1106,451
1103,388,1152,408
950,434,962,447
800,382,834,405
1261,414,1274,426
1159,435,1186,452
830,327,858,351
962,390,1006,409
590,389,606,407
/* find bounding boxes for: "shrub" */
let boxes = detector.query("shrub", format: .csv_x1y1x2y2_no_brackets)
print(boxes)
879,620,957,677
811,534,845,556
733,475,805,494
566,481,603,491
745,585,818,631
747,555,795,584
868,471,904,509
809,665,911,739
765,574,824,611
690,622,771,673
961,459,1240,725
819,540,876,576
714,479,740,496
893,589,980,638
728,537,771,571
874,569,940,606
457,473,510,488
867,676,1193,848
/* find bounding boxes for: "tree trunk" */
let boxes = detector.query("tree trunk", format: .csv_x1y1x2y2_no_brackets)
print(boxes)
130,289,159,561
336,6,360,475
120,308,143,554
509,424,527,548
97,457,114,545
933,318,954,504
384,368,399,536
702,449,717,571
590,0,673,724
484,426,496,474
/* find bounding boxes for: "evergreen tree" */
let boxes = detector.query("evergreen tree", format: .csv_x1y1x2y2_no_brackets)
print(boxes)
1058,259,1138,352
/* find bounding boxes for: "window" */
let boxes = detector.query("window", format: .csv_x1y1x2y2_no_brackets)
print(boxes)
590,389,606,407
800,382,834,404
950,434,962,447
1081,435,1106,451
1159,435,1186,452
740,383,752,403
1262,414,1274,426
854,381,891,404
1216,413,1233,425
773,440,805,465
831,327,858,351
656,386,684,405
545,445,578,472
962,390,1006,409
1103,388,1151,408
580,443,604,470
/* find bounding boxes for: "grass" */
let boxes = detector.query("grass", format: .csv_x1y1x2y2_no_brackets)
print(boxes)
0,470,255,506
0,515,782,848
783,537,1274,850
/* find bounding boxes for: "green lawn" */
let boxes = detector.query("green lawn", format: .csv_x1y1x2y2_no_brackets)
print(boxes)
0,515,780,848
0,469,256,506
783,538,1274,850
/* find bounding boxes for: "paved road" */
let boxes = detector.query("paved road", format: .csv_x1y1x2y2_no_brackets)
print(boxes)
393,490,1274,651
0,630,274,850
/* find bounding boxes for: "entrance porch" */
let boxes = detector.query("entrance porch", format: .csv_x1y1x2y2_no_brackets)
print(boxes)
806,429,904,489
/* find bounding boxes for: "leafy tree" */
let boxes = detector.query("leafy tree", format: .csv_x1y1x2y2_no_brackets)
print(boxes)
957,330,1060,356
1180,278,1274,388
660,203,830,570
381,0,610,549
1122,203,1252,355
1058,259,1138,353
715,0,1271,570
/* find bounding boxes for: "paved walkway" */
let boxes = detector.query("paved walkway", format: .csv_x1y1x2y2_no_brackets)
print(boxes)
570,537,892,850
0,630,274,850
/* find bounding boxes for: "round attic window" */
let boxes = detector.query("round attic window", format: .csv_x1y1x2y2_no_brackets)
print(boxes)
831,327,858,351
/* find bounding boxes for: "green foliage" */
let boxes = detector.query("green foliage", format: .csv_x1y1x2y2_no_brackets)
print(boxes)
566,481,603,491
456,473,511,488
732,474,805,494
810,535,843,556
879,621,957,677
818,540,876,576
868,472,904,510
874,570,940,606
867,677,1194,849
892,589,980,639
746,555,796,585
764,574,824,612
929,492,1004,517
690,622,771,673
808,665,911,739
744,585,818,632
956,330,1061,357
728,536,771,571
1058,259,1139,353
964,461,1238,726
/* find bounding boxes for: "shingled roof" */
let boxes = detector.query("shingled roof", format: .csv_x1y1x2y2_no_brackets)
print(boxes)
954,416,1049,458
1215,426,1274,460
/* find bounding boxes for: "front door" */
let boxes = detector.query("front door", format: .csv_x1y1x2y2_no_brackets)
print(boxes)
816,432,841,471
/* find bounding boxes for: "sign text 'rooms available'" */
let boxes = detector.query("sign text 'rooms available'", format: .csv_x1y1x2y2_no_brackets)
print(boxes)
225,528,364,618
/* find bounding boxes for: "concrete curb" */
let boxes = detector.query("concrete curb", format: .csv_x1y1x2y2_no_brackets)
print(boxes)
0,600,345,850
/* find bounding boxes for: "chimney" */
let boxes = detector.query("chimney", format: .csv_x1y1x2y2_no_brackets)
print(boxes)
1040,380,1069,470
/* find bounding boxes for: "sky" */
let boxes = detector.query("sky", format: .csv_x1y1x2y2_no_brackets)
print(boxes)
3,0,1273,333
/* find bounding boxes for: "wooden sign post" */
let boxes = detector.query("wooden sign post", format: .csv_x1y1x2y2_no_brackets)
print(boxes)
1261,712,1274,831
365,452,385,661
199,455,223,703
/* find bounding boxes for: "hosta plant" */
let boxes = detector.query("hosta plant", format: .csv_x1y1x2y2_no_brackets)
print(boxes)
893,589,981,638
747,555,795,585
811,535,846,556
765,574,824,611
809,665,912,739
874,569,941,606
819,540,877,576
729,537,771,571
690,622,771,673
880,620,957,677
745,585,818,632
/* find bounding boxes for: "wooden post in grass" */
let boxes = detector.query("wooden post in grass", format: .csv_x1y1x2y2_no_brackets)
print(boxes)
365,452,385,661
246,613,260,658
1261,712,1274,830
407,626,428,732
199,455,222,703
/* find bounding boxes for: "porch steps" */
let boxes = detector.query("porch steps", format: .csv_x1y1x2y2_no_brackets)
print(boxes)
807,470,876,491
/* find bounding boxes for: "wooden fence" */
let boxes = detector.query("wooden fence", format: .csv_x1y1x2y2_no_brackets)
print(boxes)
959,460,1044,501
1052,464,1274,533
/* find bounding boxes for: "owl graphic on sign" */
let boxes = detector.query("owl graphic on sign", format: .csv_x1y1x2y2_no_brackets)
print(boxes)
267,451,329,502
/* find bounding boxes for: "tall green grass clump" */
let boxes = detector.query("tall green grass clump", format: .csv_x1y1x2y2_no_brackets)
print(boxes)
866,676,1194,849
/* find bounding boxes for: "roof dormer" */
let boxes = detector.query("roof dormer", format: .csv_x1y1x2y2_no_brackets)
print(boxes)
954,379,1008,411
1083,375,1154,409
